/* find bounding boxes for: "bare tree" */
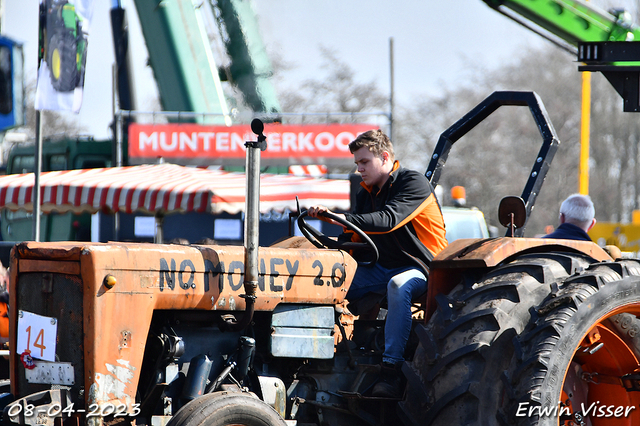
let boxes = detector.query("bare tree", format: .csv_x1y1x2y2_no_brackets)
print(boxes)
392,45,585,235
271,39,639,236
21,79,88,140
276,47,388,116
398,42,640,235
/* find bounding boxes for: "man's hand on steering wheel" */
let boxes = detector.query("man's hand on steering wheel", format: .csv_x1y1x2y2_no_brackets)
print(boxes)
297,207,379,266
306,206,346,226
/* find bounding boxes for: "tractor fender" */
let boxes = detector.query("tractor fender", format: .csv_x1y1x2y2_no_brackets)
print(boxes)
424,237,612,321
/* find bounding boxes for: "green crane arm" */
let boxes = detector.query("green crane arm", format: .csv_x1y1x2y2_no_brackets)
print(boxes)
483,0,640,51
484,0,640,112
133,0,230,124
132,0,281,122
210,0,282,115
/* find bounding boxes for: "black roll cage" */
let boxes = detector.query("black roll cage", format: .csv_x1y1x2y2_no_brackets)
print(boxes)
425,91,559,237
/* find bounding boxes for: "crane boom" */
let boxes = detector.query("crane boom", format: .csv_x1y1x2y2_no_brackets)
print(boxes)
211,0,282,115
484,0,640,111
133,0,230,124
131,0,281,123
483,0,640,53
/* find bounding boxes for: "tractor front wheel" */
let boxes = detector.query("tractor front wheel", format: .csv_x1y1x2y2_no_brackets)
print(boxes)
167,392,287,426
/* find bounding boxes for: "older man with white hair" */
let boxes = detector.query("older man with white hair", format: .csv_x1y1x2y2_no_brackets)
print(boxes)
544,194,596,241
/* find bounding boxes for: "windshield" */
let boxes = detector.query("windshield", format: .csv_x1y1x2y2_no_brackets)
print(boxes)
442,208,489,242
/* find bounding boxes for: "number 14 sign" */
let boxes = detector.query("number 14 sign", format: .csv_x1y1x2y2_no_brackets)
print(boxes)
17,311,58,362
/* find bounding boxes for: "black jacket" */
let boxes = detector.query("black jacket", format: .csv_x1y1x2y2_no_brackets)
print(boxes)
344,163,448,270
543,223,592,241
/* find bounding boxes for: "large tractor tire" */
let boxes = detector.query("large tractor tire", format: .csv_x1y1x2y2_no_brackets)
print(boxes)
502,260,640,426
167,391,287,426
398,252,599,425
47,31,78,92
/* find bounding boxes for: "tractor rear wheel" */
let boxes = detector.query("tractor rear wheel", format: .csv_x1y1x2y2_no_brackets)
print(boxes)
502,260,640,426
398,252,601,425
167,391,287,426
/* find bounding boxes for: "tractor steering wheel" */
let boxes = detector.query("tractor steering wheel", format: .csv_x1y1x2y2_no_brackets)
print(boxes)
297,210,379,266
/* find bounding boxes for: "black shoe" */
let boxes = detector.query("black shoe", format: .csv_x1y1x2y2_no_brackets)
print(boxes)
372,362,404,398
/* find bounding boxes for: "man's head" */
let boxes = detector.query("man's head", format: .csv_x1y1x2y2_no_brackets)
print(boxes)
349,130,395,188
559,194,596,232
349,130,395,160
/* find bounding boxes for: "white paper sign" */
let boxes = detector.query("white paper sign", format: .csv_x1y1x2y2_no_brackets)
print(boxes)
16,311,58,362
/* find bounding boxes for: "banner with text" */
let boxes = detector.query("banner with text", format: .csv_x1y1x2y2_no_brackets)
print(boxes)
128,123,377,163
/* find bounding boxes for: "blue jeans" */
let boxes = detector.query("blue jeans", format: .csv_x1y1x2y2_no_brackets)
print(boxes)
347,263,427,365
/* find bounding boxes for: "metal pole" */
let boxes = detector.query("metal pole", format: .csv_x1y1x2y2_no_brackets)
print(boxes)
154,213,163,244
579,0,591,196
244,139,260,289
224,120,264,332
32,110,43,241
113,111,122,240
116,111,123,167
389,37,394,141
112,63,117,118
579,71,591,195
0,0,4,34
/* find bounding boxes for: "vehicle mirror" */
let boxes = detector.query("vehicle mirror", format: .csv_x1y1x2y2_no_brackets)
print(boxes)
498,196,526,236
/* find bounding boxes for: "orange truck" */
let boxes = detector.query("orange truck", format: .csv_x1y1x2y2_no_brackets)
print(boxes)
3,95,640,426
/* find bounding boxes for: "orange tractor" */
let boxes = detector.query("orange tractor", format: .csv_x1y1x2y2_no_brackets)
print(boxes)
2,92,640,426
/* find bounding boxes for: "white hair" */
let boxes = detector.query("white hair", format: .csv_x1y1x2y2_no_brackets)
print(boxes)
560,194,595,229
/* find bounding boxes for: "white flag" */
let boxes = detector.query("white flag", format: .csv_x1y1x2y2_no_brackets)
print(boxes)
35,0,94,113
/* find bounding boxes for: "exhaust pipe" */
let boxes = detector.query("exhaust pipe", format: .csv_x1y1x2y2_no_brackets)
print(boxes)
225,119,266,331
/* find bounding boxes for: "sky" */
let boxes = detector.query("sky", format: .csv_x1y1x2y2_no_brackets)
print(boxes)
1,0,554,139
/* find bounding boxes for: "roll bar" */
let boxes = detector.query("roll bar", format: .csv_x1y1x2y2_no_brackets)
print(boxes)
425,91,559,237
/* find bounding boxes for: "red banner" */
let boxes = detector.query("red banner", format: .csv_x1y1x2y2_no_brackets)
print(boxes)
128,123,377,160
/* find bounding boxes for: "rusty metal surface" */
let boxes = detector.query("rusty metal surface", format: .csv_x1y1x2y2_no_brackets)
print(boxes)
14,242,84,262
14,239,357,310
269,236,316,249
18,259,81,275
432,237,611,268
11,238,358,411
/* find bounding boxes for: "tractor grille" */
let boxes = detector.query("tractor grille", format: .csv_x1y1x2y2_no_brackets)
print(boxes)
15,272,84,403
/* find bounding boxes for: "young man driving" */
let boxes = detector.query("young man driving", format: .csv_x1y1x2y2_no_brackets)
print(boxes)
308,129,448,397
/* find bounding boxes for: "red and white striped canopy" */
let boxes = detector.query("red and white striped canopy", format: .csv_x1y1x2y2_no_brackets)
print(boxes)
0,164,351,215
